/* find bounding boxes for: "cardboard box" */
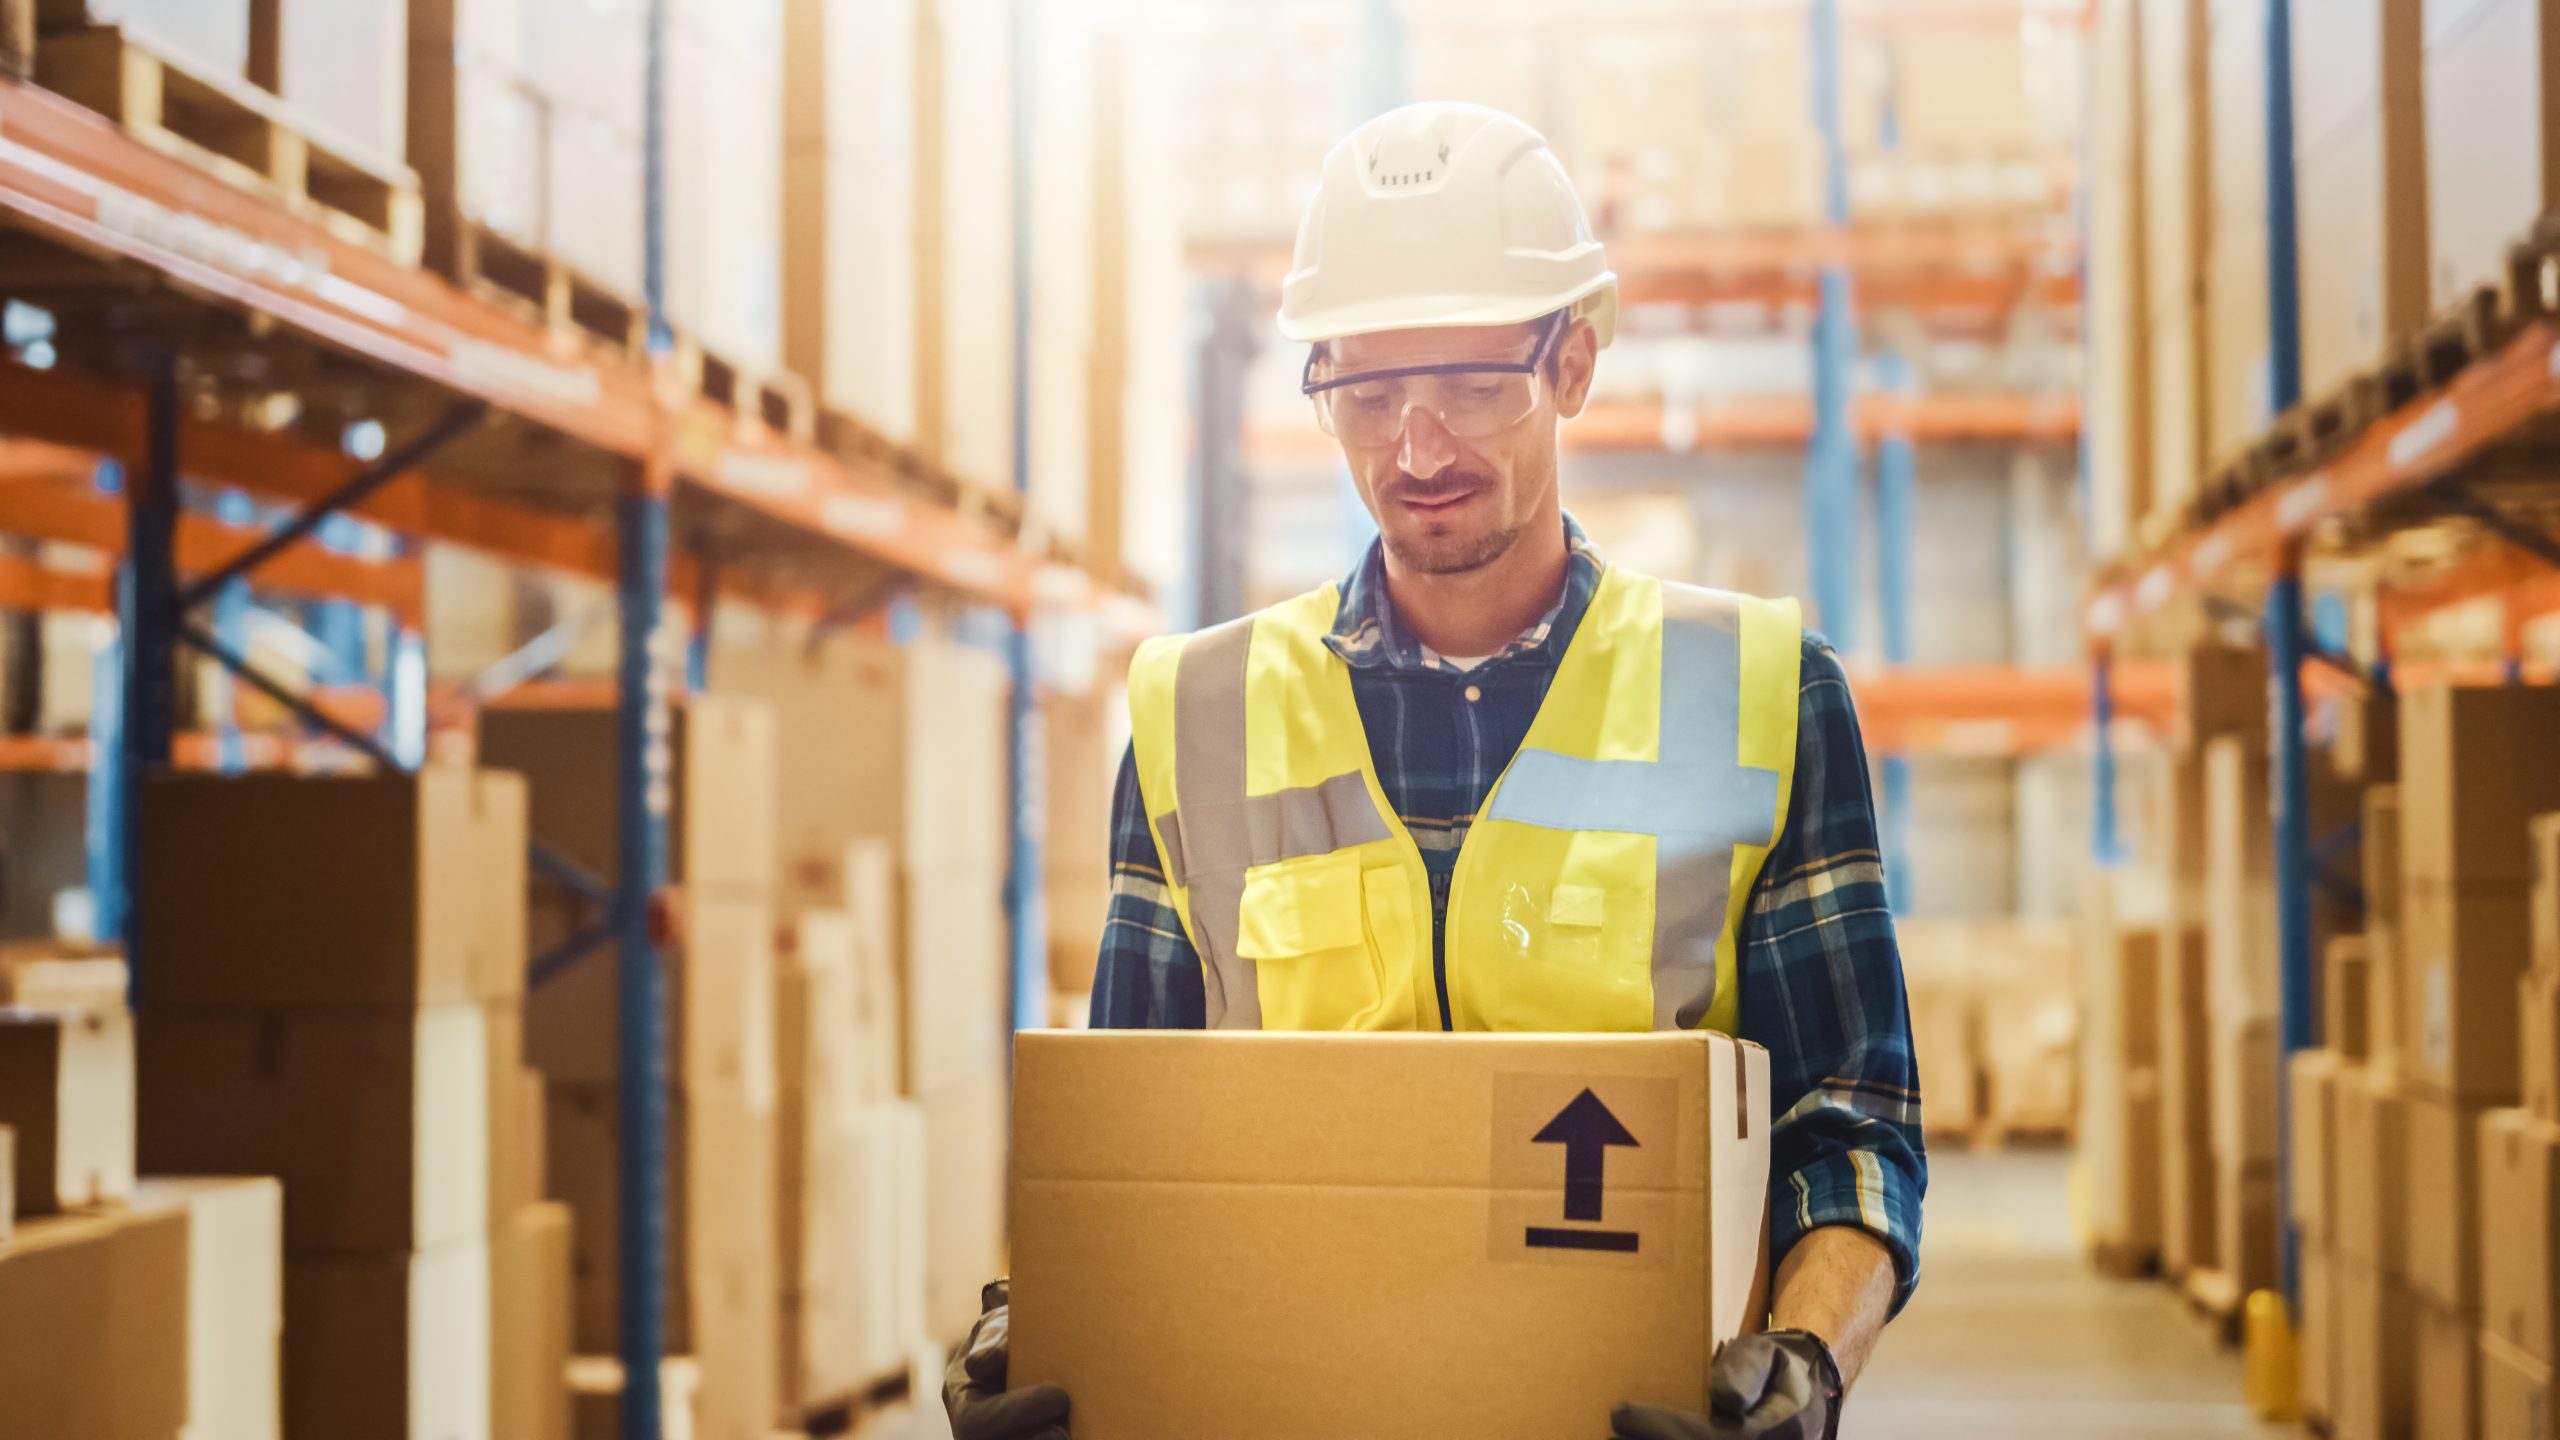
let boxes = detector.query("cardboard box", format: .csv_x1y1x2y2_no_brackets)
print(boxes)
2216,1157,2280,1295
2369,787,2409,1069
0,940,127,1011
2528,965,2560,1121
0,1005,133,1213
2332,684,2404,784
480,694,778,898
2424,0,2560,304
523,888,778,1096
2481,1328,2557,1440
569,1355,702,1440
2336,1063,2410,1272
2213,1016,2280,1167
665,10,784,369
2480,1108,2560,1363
784,1093,928,1407
2292,1049,2343,1241
137,1003,488,1253
2291,0,2430,398
2406,1089,2490,1312
139,768,527,1006
2303,1245,2337,1426
493,1201,574,1440
2330,935,2374,1058
2402,880,2536,1100
2204,0,2272,469
129,1176,284,1440
777,910,862,1410
1011,1030,1773,1438
487,1002,548,1223
285,1235,493,1440
252,0,407,160
0,1126,11,1241
2142,0,2210,523
2178,644,2266,753
2399,684,2560,886
2335,1259,2419,1440
2535,812,2560,970
545,1077,774,1366
2414,1295,2480,1440
921,1073,1012,1345
2160,926,2219,1274
905,868,1010,1097
0,1205,189,1439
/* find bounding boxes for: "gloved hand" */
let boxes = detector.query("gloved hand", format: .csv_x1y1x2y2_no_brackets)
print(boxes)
942,1278,1071,1440
1609,1329,1842,1440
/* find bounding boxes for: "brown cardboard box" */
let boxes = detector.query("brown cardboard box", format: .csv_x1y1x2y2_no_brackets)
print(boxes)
129,1176,284,1440
905,868,1012,1097
481,694,778,897
2330,935,2374,1058
2203,0,2272,468
2399,684,2560,886
139,767,526,1005
2333,684,2403,784
285,1235,492,1440
488,1003,547,1224
1908,982,1978,1136
2336,1258,2419,1440
2423,0,2560,304
2291,0,2430,399
2161,925,2219,1274
524,888,778,1095
2178,644,2267,753
2337,1062,2410,1272
0,940,126,1010
0,1125,11,1241
250,0,407,160
2415,1296,2481,1440
2213,1016,2281,1167
2292,1049,2344,1242
2528,966,2560,1121
2402,880,2535,1100
2369,788,2409,1067
2535,813,2560,971
0,1206,189,1439
921,1072,1012,1345
0,1005,132,1213
2480,1108,2560,1363
137,1003,488,1253
2481,1328,2557,1439
2141,0,2210,524
546,1077,774,1365
1011,1030,1774,1438
2303,1245,2338,1426
493,1202,574,1440
2216,1158,2281,1295
777,910,865,1410
2406,1090,2491,1312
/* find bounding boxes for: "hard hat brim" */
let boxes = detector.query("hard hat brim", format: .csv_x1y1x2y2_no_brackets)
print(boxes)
1277,275,1619,349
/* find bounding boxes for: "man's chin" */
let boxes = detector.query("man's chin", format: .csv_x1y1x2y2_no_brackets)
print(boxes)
1382,522,1523,576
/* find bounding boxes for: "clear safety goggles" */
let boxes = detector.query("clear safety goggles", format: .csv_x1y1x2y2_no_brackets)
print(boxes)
1301,315,1564,447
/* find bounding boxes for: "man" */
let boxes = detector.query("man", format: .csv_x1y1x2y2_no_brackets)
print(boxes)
950,101,1923,1440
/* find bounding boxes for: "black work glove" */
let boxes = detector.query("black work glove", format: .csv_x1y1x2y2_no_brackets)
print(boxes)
1610,1329,1842,1440
943,1278,1071,1440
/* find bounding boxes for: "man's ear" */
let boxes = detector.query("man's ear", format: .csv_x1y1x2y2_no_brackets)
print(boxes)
1552,319,1600,420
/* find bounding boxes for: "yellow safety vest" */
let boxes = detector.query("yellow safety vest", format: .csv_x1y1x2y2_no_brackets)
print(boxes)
1127,564,1802,1035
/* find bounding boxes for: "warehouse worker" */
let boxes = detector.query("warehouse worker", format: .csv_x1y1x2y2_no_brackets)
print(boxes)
948,102,1924,1440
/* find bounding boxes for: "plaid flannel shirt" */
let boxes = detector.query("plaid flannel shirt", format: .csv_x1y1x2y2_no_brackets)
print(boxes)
1089,518,1927,1313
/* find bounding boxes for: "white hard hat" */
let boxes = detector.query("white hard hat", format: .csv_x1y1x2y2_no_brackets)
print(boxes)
1278,101,1618,348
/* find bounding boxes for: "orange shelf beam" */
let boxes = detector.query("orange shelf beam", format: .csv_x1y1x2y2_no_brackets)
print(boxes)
2088,319,2560,640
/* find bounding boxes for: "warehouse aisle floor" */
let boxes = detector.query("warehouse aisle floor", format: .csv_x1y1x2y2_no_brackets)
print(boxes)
1845,1148,2290,1440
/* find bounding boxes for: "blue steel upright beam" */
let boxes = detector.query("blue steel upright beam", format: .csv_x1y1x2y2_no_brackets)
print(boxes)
2267,553,2314,1310
1005,0,1047,1035
2091,649,2121,864
619,0,671,1431
118,356,180,1006
1805,0,1862,652
1875,351,1915,907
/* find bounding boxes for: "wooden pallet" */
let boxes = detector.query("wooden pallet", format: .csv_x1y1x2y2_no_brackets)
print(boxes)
2089,1237,2161,1281
2180,1265,2246,1346
675,337,816,441
33,25,424,263
444,219,647,356
795,1364,913,1438
813,406,1029,538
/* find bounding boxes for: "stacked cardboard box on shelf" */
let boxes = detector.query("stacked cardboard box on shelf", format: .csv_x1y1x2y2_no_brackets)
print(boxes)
2085,0,2152,563
2470,815,2560,1427
251,0,409,162
479,694,779,1440
133,768,551,1440
2140,0,2210,530
1898,918,2076,1144
717,632,1013,1345
666,0,782,369
2082,910,2164,1270
782,0,918,444
916,0,1018,498
1044,684,1119,1007
2421,0,2560,306
2201,0,2271,470
2290,0,2428,401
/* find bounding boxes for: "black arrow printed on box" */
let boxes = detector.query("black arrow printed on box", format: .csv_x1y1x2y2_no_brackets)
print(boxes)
1526,1087,1643,1253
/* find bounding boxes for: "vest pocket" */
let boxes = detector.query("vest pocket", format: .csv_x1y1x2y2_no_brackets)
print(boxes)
1545,882,1609,972
1236,852,1386,1030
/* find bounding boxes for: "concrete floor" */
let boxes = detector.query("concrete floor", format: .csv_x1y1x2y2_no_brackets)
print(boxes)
1847,1148,2292,1440
878,1147,2289,1439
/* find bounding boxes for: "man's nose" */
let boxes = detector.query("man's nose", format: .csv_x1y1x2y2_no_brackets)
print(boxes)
1396,406,1460,479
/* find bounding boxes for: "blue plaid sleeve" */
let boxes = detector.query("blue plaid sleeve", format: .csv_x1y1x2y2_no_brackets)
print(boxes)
1089,744,1207,1029
1737,638,1927,1315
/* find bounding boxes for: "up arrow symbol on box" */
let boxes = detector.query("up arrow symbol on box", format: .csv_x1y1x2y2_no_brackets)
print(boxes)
1532,1088,1641,1224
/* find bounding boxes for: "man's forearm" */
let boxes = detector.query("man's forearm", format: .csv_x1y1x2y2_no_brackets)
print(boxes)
1769,1225,1898,1388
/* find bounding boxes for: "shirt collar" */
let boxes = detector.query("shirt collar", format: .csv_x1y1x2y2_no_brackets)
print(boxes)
1324,514,1605,674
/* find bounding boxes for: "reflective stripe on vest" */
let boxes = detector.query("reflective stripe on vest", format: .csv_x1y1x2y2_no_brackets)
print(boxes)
1127,567,1800,1033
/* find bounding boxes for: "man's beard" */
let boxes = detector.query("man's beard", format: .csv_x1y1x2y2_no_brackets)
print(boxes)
1381,513,1528,575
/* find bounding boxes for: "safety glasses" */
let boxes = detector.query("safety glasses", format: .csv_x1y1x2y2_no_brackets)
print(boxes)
1302,315,1565,447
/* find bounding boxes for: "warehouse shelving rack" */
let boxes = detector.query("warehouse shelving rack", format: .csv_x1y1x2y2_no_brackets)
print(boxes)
2083,0,2560,1323
0,10,1131,1430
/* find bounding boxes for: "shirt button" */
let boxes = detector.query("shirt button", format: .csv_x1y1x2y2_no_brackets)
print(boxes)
1463,684,1482,703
